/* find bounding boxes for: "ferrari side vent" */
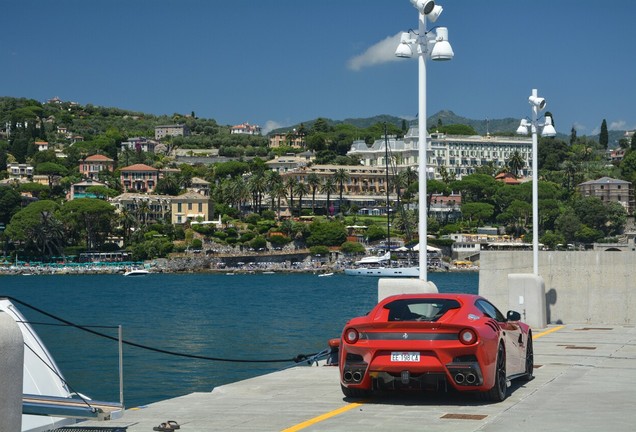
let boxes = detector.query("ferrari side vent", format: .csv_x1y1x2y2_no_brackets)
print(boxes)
485,320,499,333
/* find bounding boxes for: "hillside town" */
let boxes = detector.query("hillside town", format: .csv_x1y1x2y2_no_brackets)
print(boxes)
1,96,636,274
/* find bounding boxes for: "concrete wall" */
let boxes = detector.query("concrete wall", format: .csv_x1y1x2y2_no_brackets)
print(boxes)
479,251,635,325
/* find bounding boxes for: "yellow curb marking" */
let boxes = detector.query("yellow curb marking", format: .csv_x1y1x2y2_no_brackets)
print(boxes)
533,325,564,339
281,401,365,432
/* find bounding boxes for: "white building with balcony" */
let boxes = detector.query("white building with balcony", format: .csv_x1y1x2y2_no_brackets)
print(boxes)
347,127,533,180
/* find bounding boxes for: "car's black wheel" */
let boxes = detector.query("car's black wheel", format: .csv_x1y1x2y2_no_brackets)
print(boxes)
341,384,371,398
521,332,534,381
483,343,507,402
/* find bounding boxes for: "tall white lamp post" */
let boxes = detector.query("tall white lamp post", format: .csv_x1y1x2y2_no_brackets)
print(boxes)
516,89,556,275
395,0,453,282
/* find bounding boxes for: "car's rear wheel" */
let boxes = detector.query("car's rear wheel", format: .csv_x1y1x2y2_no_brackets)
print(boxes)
483,343,507,402
341,384,370,398
521,332,534,381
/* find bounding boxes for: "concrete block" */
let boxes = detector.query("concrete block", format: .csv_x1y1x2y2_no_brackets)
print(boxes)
507,273,547,329
377,278,438,302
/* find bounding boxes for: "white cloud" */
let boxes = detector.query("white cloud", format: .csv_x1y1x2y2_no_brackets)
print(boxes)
572,121,587,134
347,32,404,71
609,120,626,131
262,120,287,135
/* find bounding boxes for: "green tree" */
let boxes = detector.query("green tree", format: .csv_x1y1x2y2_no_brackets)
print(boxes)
306,220,347,247
599,119,609,149
572,196,610,235
506,151,525,177
366,224,387,242
0,187,21,225
334,168,350,214
555,207,581,243
461,202,494,226
5,200,60,246
264,170,283,211
619,150,636,182
540,231,565,250
306,173,321,214
248,173,267,213
156,174,181,196
293,181,309,216
320,177,337,216
285,177,298,216
452,174,499,204
340,241,366,254
59,198,115,250
29,210,66,259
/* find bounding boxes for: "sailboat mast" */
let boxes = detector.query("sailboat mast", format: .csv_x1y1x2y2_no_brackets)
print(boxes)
384,123,391,267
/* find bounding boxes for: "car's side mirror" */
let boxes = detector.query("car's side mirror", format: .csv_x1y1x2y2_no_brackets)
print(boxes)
507,310,521,321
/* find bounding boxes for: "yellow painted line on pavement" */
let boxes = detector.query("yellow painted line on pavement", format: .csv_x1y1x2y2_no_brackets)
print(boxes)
281,401,365,432
533,325,564,339
284,325,565,431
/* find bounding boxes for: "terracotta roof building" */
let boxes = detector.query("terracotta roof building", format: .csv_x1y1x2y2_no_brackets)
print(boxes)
79,154,115,179
120,164,159,193
578,177,634,215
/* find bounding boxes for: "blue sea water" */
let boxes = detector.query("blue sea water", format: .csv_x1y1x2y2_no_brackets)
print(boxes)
1,272,477,407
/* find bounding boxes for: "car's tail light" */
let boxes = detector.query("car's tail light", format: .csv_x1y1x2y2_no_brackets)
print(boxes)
459,328,477,345
344,328,359,344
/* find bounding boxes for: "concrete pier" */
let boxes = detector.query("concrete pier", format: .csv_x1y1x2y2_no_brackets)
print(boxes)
78,324,636,432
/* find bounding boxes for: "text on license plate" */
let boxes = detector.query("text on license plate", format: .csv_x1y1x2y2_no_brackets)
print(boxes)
390,352,420,362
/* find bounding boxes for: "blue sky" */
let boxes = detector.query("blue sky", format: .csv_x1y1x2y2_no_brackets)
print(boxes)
2,0,635,136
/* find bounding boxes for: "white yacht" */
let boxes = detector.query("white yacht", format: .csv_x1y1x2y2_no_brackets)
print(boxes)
0,298,123,432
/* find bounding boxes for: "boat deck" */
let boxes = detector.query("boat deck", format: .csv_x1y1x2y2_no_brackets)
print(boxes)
79,324,636,431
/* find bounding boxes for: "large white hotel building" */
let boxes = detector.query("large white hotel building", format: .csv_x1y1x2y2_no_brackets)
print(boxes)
347,126,533,180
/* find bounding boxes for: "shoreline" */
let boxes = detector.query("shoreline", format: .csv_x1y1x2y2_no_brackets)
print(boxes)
0,261,478,276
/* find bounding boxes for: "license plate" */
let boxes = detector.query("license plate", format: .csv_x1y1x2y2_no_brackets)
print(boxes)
391,352,420,362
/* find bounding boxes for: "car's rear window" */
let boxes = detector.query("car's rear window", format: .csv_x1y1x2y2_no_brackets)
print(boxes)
385,298,461,321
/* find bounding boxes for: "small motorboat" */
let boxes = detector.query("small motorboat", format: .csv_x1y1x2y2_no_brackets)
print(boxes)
123,268,150,276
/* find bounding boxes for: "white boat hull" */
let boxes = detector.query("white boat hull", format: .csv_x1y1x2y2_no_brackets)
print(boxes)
0,299,79,432
123,269,149,276
344,266,420,277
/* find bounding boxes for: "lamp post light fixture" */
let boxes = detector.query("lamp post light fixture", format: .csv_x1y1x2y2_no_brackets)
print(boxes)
516,89,556,276
395,0,453,282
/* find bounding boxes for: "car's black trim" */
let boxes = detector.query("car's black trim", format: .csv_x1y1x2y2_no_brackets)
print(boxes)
360,332,457,341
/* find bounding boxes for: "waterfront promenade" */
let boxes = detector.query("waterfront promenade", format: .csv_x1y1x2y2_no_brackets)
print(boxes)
80,324,636,432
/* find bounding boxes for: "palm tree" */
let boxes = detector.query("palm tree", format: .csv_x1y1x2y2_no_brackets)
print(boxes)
402,166,418,189
30,211,65,259
507,151,526,177
232,177,250,214
264,170,283,211
561,160,579,195
306,173,321,214
285,177,298,216
248,173,267,213
334,168,350,215
293,181,309,217
272,182,287,219
118,207,137,246
320,177,337,216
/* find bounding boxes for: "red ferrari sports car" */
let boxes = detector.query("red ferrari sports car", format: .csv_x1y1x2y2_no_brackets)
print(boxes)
339,293,533,401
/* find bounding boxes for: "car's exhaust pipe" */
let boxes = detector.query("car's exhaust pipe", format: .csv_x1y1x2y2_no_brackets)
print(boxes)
465,373,476,384
454,373,465,384
352,371,363,382
344,371,353,382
